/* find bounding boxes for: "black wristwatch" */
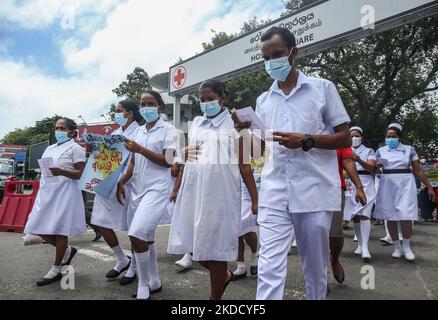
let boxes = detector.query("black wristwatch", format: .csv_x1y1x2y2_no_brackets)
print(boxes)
302,134,315,152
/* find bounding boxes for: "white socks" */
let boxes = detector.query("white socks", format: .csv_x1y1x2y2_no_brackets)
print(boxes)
360,220,371,256
62,246,72,264
125,253,137,277
44,265,61,279
134,251,150,300
111,245,130,272
353,222,362,254
394,240,402,252
250,252,258,267
148,244,161,291
234,261,247,276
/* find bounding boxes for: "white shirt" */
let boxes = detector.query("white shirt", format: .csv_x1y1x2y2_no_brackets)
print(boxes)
56,140,86,170
353,144,376,171
375,143,419,169
256,71,351,213
132,119,178,192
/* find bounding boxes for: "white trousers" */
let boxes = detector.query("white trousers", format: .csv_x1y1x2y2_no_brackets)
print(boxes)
256,207,332,300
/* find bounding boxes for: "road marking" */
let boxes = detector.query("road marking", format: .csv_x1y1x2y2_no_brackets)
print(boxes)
78,248,116,262
415,265,434,300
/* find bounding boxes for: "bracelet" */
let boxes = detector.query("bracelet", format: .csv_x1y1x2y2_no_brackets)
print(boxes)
356,185,364,189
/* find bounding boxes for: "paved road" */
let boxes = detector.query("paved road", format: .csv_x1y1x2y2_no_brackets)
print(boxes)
1,221,437,300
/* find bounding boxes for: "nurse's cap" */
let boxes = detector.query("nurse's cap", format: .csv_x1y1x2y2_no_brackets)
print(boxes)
388,123,403,132
350,126,363,134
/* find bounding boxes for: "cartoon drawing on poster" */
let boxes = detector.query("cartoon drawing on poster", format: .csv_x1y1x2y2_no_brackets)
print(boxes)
79,134,130,199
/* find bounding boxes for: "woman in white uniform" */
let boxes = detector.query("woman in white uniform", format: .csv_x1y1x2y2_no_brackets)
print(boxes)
91,100,142,284
343,126,377,261
24,118,86,286
117,90,178,300
232,157,261,280
167,79,258,300
374,123,436,261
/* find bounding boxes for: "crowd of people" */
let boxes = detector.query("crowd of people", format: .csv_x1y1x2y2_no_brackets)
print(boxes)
22,26,437,300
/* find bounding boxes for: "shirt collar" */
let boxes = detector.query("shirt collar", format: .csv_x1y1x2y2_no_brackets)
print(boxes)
354,144,366,153
200,108,229,128
142,118,164,133
385,143,405,153
269,70,312,94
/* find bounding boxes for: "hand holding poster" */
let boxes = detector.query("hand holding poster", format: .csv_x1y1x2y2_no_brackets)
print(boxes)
423,164,438,188
79,134,130,199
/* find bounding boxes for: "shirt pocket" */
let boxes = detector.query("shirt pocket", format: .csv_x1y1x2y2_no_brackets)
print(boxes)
292,103,324,134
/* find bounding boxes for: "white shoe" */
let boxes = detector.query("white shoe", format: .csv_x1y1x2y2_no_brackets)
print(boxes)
361,250,371,262
175,253,192,269
291,240,297,248
354,246,362,255
380,236,393,245
353,235,358,242
403,248,415,261
392,249,403,259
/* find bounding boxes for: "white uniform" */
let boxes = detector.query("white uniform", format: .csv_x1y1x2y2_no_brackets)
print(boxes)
127,119,178,242
343,145,376,220
239,163,261,236
168,109,242,262
91,122,140,231
24,140,86,236
255,71,350,300
159,156,182,225
374,143,419,221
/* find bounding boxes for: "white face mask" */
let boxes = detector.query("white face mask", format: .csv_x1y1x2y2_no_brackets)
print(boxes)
352,137,362,148
420,159,427,164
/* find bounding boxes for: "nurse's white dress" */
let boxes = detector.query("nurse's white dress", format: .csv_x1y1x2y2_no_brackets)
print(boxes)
343,145,376,220
239,163,262,236
91,122,140,231
374,143,419,221
167,109,242,262
24,140,86,236
126,119,178,242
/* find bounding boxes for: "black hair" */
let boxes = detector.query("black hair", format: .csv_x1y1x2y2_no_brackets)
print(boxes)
142,90,166,110
199,79,226,97
261,26,296,50
118,99,144,125
387,126,402,138
350,129,363,137
58,117,78,139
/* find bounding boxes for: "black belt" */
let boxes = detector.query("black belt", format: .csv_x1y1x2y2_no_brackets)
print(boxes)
383,169,411,174
357,170,371,175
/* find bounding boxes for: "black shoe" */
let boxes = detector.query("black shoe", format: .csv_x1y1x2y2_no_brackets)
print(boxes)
250,266,258,276
62,247,77,266
106,258,131,279
92,232,102,242
119,273,137,286
36,273,62,286
230,271,247,281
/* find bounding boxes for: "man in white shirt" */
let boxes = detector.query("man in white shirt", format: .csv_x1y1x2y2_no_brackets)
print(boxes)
233,27,351,300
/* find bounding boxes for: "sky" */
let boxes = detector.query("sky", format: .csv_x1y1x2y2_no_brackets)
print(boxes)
0,0,286,139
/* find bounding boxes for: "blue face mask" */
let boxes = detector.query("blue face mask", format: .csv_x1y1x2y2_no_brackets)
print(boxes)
265,52,293,81
55,130,70,144
115,113,128,126
200,100,222,117
140,107,159,123
385,137,399,149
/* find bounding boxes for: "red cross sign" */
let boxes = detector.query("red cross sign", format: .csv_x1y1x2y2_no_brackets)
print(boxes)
172,66,186,89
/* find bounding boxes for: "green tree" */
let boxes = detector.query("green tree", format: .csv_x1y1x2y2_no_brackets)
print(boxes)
2,115,64,146
112,67,151,102
282,0,438,152
109,67,152,119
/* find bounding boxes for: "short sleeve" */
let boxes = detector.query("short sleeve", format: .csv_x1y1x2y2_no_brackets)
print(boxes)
163,126,179,151
71,144,86,163
410,146,419,161
323,81,351,128
368,149,377,161
341,147,354,160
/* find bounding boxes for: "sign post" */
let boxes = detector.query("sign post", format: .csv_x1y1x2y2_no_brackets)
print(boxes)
169,0,438,96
